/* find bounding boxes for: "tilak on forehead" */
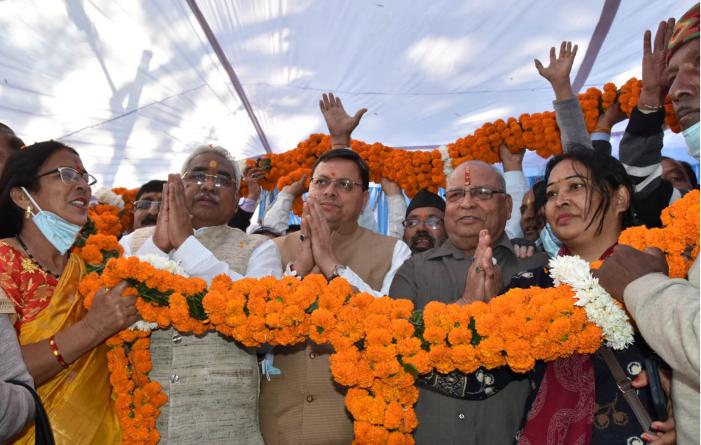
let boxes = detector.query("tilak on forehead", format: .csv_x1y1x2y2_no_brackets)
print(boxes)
464,164,471,186
209,160,218,170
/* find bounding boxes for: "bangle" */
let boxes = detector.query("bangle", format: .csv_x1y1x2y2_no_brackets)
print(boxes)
637,103,663,112
49,335,69,369
593,128,612,134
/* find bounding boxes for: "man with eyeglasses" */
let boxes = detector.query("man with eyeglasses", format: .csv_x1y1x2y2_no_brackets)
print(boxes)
389,161,547,445
402,188,447,254
119,145,282,444
260,98,412,444
130,179,166,231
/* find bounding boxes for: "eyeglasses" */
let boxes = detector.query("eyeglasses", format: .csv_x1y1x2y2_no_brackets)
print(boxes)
402,215,443,229
183,171,234,188
36,167,97,186
133,200,161,211
445,187,506,203
310,176,363,193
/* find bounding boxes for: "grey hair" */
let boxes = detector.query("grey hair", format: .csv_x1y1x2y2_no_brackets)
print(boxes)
181,145,241,189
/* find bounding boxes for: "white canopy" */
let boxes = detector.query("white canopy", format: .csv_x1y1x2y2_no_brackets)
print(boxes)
0,0,696,188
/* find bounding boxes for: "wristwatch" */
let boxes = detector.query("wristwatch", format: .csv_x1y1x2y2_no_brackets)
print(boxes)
327,264,347,281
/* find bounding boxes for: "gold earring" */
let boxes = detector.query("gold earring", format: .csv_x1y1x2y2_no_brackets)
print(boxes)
25,205,32,219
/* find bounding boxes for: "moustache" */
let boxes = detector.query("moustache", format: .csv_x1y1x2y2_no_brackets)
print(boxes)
140,215,158,227
410,231,435,247
194,192,219,203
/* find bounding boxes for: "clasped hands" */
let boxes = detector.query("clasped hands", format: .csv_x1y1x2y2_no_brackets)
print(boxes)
153,174,195,252
292,196,342,279
457,230,503,305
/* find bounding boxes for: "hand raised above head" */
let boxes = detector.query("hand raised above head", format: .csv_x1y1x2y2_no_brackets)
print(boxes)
282,174,308,197
167,174,193,249
639,18,676,109
535,41,578,100
243,167,264,200
319,92,367,147
499,142,525,172
380,177,402,196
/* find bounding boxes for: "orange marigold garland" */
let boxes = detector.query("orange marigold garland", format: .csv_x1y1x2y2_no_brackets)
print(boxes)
246,77,679,213
619,190,699,278
75,186,698,445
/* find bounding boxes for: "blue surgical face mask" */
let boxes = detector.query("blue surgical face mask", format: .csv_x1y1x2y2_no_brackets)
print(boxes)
536,223,562,258
21,187,83,255
682,121,700,161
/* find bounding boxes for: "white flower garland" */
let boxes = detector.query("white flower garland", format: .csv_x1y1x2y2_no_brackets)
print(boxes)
127,255,188,332
548,255,634,350
93,187,125,210
437,145,454,179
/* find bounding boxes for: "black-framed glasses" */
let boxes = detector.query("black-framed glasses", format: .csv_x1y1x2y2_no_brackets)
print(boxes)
133,200,161,211
445,187,506,203
183,171,234,188
402,215,444,229
36,167,97,186
310,176,363,193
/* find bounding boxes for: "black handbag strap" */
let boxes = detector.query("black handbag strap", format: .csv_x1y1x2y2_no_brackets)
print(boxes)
598,346,654,435
7,380,55,445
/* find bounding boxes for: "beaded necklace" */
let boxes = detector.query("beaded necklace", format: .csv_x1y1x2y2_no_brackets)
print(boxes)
15,235,62,280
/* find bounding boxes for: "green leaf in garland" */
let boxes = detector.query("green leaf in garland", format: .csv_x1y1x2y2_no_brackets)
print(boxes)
305,300,319,314
469,318,482,345
186,293,208,321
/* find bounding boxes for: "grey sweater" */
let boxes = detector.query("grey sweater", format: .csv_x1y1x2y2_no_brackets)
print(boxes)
0,314,35,444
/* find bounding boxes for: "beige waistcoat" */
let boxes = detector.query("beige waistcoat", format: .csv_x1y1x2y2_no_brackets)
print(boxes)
260,222,397,445
128,225,266,445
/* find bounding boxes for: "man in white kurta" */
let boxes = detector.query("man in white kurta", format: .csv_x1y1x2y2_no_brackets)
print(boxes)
120,145,282,444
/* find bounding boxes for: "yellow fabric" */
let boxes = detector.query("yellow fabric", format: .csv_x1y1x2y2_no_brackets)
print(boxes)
12,253,121,445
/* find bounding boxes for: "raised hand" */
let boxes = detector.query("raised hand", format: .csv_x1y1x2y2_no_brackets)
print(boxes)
535,41,578,100
380,177,402,196
167,174,194,249
282,174,308,197
640,18,676,109
319,92,367,147
596,102,628,132
499,142,525,172
153,182,172,252
243,166,264,201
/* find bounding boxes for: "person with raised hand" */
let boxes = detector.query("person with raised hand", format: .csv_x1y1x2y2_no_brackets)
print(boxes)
259,93,411,445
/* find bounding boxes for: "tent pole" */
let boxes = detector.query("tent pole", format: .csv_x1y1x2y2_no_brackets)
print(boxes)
186,0,273,154
572,0,621,93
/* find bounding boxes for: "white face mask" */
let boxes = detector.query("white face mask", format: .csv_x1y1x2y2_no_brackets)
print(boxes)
682,121,700,161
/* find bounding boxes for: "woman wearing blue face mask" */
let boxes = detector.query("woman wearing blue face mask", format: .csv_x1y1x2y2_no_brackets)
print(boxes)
0,141,139,444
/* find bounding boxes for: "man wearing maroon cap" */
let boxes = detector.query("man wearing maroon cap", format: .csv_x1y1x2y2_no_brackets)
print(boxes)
596,5,700,445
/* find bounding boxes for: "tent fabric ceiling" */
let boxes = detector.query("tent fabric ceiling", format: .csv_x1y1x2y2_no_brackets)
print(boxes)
0,0,695,188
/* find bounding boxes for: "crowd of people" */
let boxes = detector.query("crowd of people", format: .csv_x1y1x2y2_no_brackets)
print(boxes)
0,4,699,445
